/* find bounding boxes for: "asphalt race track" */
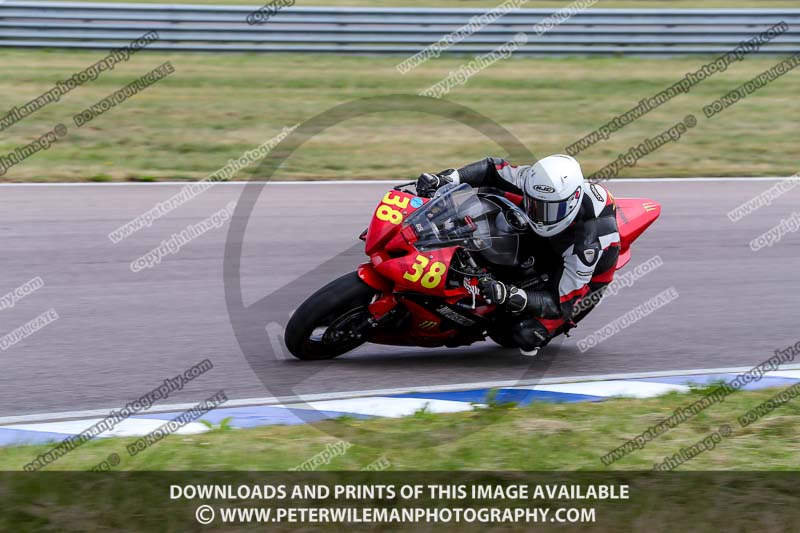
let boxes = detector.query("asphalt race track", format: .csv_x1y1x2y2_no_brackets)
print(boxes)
1,179,798,418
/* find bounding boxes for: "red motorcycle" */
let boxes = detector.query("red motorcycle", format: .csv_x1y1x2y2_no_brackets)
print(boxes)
285,183,660,360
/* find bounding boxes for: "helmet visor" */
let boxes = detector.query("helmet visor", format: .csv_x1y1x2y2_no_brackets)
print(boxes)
525,187,581,225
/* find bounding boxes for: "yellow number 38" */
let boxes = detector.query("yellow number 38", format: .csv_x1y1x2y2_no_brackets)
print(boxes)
375,191,409,225
403,255,447,289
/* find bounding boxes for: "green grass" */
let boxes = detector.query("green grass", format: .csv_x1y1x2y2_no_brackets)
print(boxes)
2,387,799,471
1,50,797,182
2,388,799,530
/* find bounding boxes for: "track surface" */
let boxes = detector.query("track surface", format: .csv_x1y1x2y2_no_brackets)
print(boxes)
1,180,798,417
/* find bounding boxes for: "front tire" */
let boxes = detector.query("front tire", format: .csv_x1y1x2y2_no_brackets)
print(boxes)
284,272,377,360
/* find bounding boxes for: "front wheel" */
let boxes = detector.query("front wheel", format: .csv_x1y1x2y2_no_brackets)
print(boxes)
284,272,378,360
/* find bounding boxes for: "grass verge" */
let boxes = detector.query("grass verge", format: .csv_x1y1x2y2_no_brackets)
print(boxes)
2,386,799,471
1,50,797,182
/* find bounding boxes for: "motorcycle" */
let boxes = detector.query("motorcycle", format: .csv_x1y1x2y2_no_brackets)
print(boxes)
284,182,660,360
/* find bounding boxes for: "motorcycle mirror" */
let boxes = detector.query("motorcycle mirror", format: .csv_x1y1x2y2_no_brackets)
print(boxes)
506,209,532,232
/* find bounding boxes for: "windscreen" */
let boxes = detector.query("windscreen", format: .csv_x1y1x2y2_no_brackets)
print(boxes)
403,184,499,252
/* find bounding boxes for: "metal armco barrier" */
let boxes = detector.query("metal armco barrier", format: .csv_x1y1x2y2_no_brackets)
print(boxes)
1,2,799,54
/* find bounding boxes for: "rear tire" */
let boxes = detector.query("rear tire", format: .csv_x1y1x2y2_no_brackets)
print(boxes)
284,272,377,360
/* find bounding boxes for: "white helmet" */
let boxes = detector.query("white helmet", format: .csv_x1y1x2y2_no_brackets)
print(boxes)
522,154,585,237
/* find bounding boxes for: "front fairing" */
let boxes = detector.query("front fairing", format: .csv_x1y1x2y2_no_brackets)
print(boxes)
403,184,527,267
364,189,427,255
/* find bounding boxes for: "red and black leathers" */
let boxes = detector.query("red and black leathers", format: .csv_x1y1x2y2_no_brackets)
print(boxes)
444,157,621,350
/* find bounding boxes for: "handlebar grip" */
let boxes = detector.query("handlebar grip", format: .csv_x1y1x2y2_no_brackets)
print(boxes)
393,180,417,192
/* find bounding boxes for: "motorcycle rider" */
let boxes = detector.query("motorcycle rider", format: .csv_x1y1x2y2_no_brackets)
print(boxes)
416,154,620,355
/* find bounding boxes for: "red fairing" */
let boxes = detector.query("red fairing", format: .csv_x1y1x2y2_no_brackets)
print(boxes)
362,189,466,298
616,249,632,270
353,187,659,349
357,188,480,345
364,190,427,255
614,198,661,269
357,263,393,293
373,246,463,298
367,294,398,320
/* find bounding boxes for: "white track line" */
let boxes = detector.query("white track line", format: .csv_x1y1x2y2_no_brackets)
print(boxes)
0,177,792,187
3,363,799,426
286,397,477,418
530,381,690,398
7,419,209,438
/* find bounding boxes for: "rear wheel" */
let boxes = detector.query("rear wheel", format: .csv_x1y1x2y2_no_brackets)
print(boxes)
284,272,378,360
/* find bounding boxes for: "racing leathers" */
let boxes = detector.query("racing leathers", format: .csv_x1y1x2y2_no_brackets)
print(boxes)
436,157,621,350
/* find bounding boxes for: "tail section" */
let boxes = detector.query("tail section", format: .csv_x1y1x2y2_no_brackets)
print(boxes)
614,198,661,269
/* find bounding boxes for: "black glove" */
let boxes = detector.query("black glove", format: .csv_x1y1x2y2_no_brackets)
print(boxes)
415,170,454,198
478,276,528,313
